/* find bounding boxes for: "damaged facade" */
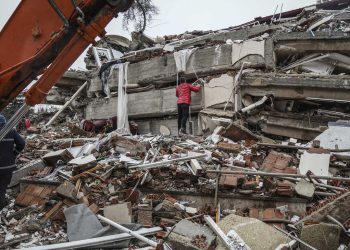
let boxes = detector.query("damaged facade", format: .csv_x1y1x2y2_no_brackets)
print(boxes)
2,0,350,250
79,0,350,141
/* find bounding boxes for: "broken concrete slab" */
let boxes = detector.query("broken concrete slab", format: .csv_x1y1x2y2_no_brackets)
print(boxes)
100,133,146,155
69,154,97,174
232,40,265,66
42,149,73,167
204,74,234,109
300,223,341,250
103,202,132,224
222,122,259,142
9,159,46,187
312,121,350,159
241,74,350,102
295,180,315,199
299,148,331,184
216,214,289,250
168,219,216,250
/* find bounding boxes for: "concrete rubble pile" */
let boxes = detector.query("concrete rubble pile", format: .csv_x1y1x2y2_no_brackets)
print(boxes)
2,118,350,249
3,0,350,249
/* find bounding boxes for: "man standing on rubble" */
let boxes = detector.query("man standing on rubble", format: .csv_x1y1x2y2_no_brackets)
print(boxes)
176,77,201,134
0,115,25,210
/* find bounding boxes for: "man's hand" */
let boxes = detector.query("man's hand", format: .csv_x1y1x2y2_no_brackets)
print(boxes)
14,149,20,157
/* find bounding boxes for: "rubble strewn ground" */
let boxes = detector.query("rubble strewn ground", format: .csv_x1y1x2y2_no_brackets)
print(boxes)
2,115,350,249
2,1,350,249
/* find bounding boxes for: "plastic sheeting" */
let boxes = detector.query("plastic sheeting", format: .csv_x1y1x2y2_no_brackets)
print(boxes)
117,62,130,134
64,204,140,248
174,48,197,73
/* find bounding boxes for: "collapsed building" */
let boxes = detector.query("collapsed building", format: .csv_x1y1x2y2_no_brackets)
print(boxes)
63,0,350,141
2,0,350,249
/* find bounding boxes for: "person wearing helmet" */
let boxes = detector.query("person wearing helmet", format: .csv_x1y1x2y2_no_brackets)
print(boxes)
0,115,25,210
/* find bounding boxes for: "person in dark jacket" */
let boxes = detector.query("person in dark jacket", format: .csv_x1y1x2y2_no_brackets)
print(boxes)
0,115,25,210
176,77,201,134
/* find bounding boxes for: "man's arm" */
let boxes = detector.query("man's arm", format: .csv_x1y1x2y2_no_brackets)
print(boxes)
176,86,179,97
13,130,25,153
190,84,201,93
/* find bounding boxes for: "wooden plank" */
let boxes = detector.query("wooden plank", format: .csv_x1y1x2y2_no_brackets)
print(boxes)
15,184,55,207
42,201,63,222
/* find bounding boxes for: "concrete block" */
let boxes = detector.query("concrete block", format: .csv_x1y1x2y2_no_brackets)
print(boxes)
56,181,77,200
190,159,203,176
42,149,73,167
168,219,216,250
295,180,315,199
300,223,341,250
103,202,132,224
216,214,289,250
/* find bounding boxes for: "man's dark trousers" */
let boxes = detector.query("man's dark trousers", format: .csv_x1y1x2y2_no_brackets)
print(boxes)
178,104,190,133
0,168,14,209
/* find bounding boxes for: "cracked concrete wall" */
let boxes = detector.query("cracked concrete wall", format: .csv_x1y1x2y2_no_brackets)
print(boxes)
88,39,274,94
204,74,234,109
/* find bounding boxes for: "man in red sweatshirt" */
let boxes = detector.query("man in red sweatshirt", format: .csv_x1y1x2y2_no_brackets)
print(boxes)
176,77,201,134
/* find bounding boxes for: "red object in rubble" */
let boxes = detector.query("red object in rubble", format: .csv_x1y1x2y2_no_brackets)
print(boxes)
24,118,31,129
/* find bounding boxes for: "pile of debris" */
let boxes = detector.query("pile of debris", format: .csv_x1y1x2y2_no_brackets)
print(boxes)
2,119,350,249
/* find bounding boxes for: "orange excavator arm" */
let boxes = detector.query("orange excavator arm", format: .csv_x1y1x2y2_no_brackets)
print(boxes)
0,0,133,139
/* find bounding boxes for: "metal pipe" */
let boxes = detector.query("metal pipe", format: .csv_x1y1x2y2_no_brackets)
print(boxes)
0,104,30,140
280,176,345,192
97,215,158,247
257,142,350,153
22,227,162,250
129,154,207,170
214,165,220,208
241,95,269,114
228,166,345,192
206,170,350,182
204,216,239,250
48,0,69,28
44,81,87,129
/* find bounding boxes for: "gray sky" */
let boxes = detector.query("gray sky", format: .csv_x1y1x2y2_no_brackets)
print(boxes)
1,0,315,69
